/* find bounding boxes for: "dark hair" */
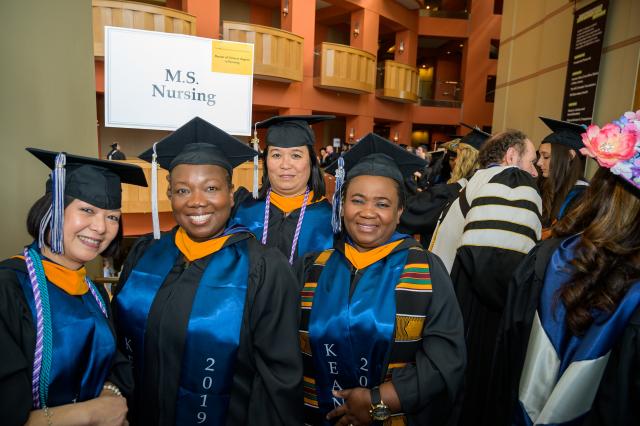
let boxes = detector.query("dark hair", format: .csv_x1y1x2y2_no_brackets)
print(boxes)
553,168,640,336
26,193,124,259
478,129,528,168
540,144,585,226
258,145,326,201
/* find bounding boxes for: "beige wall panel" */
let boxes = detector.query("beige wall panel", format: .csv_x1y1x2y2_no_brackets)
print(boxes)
494,0,640,149
532,67,570,143
513,0,546,34
500,0,517,39
601,0,640,44
508,29,543,81
495,37,512,85
500,80,538,134
0,1,97,260
593,43,640,124
538,12,572,69
543,0,572,15
492,87,508,131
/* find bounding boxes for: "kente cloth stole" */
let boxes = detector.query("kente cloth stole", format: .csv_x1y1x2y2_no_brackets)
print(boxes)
299,246,433,426
115,231,250,425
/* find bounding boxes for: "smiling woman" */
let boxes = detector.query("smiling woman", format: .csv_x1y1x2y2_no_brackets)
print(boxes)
0,149,147,425
297,133,466,426
230,115,335,264
114,117,303,426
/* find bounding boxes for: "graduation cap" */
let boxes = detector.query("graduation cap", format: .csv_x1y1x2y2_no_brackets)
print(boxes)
139,116,257,173
324,132,427,233
254,115,336,148
459,123,491,150
539,116,586,151
138,116,258,239
26,147,148,254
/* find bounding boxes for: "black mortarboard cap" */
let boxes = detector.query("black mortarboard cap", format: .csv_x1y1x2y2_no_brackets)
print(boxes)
138,116,257,173
539,116,586,151
325,132,427,185
459,123,491,150
27,147,147,210
325,133,426,233
255,115,335,148
27,147,147,254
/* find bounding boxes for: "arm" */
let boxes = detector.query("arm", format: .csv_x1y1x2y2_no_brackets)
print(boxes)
0,268,128,426
24,395,127,426
390,252,466,418
328,252,466,426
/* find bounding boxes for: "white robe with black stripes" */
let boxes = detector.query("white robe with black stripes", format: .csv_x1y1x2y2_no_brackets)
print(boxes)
429,165,542,426
430,166,541,272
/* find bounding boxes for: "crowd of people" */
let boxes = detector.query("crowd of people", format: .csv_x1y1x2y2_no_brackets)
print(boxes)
0,110,638,426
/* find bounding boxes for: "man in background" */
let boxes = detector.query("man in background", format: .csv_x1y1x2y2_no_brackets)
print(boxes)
107,142,126,160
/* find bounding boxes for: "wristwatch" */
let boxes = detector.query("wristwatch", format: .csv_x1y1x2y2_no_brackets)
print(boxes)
369,386,391,421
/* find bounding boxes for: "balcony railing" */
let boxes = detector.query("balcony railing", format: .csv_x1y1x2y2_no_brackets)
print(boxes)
223,21,303,83
314,42,376,94
92,0,196,57
119,159,262,214
420,9,469,19
376,61,419,103
120,160,171,214
419,80,463,108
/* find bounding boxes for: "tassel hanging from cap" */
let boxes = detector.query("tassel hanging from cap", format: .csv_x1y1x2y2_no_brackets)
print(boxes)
48,153,66,254
331,156,345,234
251,123,260,199
151,142,161,239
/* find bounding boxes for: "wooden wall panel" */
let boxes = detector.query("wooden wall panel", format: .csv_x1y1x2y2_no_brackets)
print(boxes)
314,42,376,94
92,0,196,57
223,21,304,82
377,60,419,103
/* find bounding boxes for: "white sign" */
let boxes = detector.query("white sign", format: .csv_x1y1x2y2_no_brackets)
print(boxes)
105,27,254,135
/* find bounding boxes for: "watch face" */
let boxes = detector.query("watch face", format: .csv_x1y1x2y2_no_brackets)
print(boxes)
371,405,391,421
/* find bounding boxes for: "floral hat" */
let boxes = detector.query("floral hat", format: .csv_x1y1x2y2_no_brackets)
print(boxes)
580,110,640,191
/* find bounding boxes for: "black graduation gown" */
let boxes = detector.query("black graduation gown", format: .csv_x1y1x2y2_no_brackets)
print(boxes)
0,257,133,426
444,167,541,426
107,149,126,160
485,238,640,426
398,182,462,247
296,239,466,425
113,229,303,426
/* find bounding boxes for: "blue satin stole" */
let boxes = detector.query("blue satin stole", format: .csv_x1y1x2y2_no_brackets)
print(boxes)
16,261,114,406
308,237,409,421
557,185,587,220
515,235,640,425
115,229,250,425
230,197,334,257
539,235,640,376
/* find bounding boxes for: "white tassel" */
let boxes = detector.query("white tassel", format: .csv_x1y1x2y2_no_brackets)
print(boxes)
151,142,160,239
251,124,260,199
50,153,66,254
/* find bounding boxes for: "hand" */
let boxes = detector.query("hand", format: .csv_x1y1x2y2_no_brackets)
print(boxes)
414,171,422,178
86,395,128,426
326,388,372,426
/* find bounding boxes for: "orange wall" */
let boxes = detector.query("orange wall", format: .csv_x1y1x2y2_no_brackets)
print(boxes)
459,0,501,128
95,0,498,148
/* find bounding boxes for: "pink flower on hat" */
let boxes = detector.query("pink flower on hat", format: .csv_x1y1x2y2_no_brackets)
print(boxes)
581,122,639,168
